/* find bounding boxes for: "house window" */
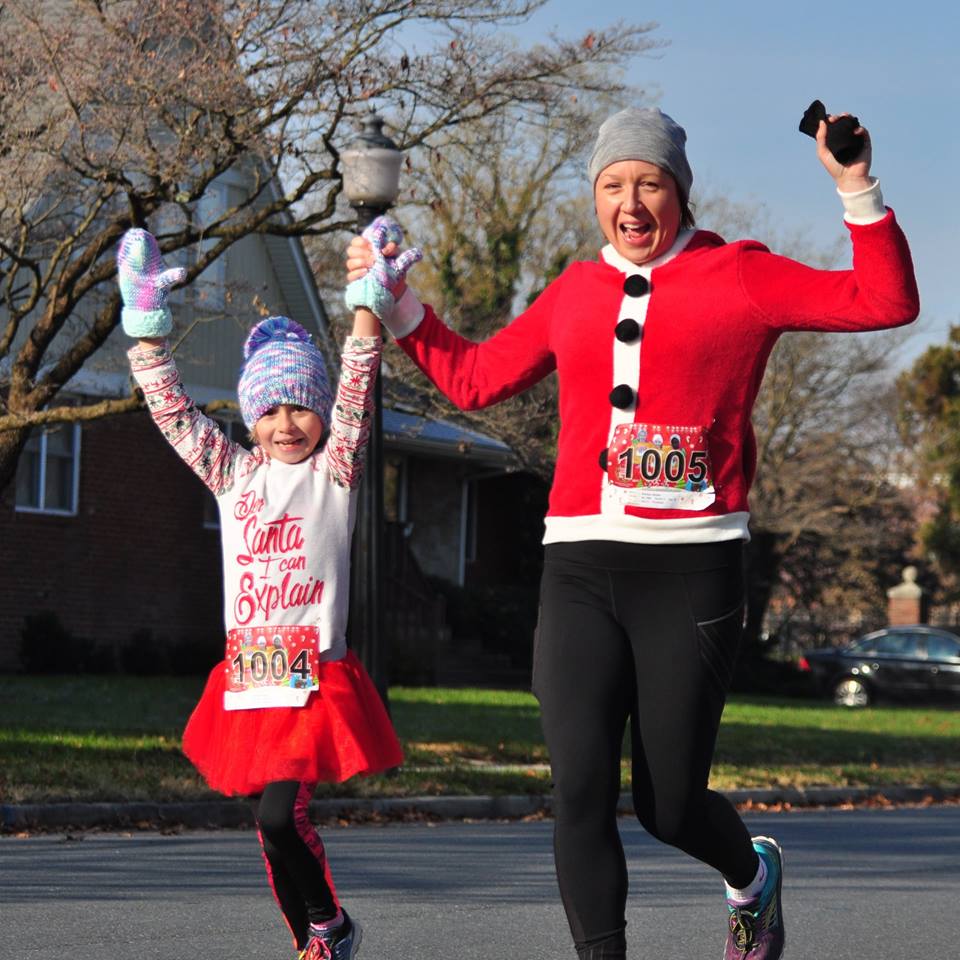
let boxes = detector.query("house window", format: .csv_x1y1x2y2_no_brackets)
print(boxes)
202,417,250,528
14,423,81,515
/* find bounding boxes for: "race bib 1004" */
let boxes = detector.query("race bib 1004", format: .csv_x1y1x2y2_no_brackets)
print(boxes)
223,625,320,711
606,422,716,510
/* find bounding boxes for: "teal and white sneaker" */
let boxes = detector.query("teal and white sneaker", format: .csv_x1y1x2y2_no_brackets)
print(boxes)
723,837,785,960
299,911,362,960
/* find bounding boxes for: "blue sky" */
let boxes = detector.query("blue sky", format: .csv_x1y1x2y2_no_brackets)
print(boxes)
505,0,957,366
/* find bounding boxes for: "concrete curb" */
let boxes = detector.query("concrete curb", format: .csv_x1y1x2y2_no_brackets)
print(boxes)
3,785,958,832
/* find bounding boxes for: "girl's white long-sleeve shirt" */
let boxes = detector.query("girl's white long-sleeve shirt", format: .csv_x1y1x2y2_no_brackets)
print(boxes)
129,335,381,708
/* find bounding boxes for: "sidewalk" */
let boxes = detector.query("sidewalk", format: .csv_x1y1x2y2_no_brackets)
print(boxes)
4,784,958,832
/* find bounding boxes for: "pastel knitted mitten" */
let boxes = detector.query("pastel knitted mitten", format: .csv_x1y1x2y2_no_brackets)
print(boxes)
344,215,422,320
117,228,188,338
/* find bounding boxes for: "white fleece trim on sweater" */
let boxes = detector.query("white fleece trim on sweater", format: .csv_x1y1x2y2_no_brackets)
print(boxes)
383,286,426,339
598,230,696,519
543,511,751,545
838,178,886,225
599,228,695,275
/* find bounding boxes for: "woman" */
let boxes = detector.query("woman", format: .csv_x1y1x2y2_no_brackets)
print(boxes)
346,107,918,960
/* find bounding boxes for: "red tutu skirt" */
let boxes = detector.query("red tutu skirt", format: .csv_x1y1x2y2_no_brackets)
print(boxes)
182,650,403,796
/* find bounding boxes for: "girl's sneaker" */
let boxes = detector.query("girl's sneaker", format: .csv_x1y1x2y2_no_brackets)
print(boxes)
723,837,784,960
299,911,363,960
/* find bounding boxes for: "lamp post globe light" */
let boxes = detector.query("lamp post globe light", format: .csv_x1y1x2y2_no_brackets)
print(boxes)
340,113,402,704
341,113,403,228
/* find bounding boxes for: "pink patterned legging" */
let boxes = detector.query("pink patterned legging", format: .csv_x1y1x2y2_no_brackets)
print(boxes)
255,780,339,952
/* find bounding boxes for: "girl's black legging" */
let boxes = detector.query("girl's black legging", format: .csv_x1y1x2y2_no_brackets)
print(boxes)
254,780,338,951
533,539,759,950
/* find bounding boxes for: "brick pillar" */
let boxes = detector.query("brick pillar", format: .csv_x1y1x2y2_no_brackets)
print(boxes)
886,566,926,626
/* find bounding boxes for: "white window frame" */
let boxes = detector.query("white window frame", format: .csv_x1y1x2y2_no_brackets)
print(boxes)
14,423,82,516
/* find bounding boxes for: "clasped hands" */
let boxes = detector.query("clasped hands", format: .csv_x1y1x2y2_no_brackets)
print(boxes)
344,216,421,320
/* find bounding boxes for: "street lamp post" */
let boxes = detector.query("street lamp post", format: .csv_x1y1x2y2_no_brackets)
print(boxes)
340,113,403,706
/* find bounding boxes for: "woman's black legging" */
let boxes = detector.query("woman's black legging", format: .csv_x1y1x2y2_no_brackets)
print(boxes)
254,780,338,951
533,539,759,951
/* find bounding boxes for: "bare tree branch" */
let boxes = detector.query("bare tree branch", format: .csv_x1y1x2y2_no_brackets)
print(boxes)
0,0,662,494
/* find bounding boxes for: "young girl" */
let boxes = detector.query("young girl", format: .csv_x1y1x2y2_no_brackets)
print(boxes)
118,220,419,960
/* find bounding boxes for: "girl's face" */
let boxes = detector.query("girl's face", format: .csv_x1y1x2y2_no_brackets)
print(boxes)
594,160,682,266
254,404,324,463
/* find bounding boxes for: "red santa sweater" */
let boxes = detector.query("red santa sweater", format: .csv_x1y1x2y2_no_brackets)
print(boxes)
386,188,919,545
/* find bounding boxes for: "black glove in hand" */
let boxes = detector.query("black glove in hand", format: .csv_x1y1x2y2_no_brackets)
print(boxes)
799,100,866,165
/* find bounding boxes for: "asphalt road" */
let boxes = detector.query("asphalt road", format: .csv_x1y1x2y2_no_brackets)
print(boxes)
2,806,957,960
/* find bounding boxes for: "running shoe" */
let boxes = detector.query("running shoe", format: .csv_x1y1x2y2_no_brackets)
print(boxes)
723,836,784,960
299,912,362,960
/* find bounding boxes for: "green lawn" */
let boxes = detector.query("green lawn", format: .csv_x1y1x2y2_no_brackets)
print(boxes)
0,677,958,803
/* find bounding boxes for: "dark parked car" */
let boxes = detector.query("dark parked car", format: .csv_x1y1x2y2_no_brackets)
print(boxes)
798,625,960,707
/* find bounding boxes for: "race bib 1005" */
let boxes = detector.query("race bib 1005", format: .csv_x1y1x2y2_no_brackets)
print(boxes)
223,625,320,711
606,422,716,510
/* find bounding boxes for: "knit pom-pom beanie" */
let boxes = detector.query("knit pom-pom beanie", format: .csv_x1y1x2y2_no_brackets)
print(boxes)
237,316,332,430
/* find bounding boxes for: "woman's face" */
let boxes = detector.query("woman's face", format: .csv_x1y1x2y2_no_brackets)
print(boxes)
594,160,682,266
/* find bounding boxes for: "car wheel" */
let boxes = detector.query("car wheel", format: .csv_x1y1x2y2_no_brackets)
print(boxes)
833,676,871,708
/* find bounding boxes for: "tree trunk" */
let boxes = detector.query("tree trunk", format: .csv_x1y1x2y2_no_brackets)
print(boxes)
0,425,30,498
743,529,785,659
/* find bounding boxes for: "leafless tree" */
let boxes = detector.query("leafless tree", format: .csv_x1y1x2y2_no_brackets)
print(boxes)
0,0,663,493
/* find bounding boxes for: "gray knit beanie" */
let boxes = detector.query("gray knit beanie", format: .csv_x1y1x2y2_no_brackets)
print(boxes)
587,107,693,199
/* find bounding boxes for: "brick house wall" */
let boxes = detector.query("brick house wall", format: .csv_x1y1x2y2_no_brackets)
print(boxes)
0,410,223,670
